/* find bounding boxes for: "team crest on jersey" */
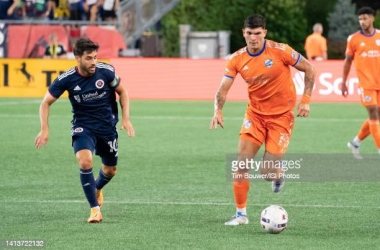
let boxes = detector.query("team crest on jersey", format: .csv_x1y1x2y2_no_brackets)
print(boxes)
264,59,273,68
74,127,83,133
244,120,251,129
95,79,105,89
376,40,380,46
365,95,371,102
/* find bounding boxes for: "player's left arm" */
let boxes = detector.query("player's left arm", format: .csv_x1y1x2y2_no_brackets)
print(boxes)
294,56,315,117
115,83,135,138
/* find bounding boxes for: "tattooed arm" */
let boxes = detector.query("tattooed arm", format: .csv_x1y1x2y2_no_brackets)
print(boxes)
209,77,234,129
294,56,315,117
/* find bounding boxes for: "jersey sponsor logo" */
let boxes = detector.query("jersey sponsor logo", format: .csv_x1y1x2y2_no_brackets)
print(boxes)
264,59,273,68
74,127,83,133
244,120,251,129
95,79,105,89
360,42,365,46
361,52,368,57
376,40,380,46
74,95,81,103
246,74,270,85
367,50,380,57
74,85,81,91
243,65,249,71
82,91,106,101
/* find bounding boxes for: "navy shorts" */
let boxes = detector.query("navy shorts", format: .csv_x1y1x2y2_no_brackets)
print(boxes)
72,126,118,166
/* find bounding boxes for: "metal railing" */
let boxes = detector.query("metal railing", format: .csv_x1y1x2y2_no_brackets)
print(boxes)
117,0,181,48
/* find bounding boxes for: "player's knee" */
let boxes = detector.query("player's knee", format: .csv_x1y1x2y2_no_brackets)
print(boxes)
78,157,93,170
103,165,117,177
367,106,378,120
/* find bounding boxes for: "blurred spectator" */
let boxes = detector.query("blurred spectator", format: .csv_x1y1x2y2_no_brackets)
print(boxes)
83,0,98,22
44,33,67,59
22,0,46,18
68,0,84,20
121,8,136,34
0,0,19,19
100,0,118,21
54,0,70,20
45,0,57,20
304,23,328,61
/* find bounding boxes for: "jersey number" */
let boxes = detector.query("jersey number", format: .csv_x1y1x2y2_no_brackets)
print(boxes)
108,139,118,157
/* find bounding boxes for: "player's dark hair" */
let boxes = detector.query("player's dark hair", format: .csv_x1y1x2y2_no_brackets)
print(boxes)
244,14,266,29
73,38,99,57
358,7,375,16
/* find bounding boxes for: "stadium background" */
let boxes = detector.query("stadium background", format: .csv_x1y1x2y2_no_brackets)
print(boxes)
1,0,380,249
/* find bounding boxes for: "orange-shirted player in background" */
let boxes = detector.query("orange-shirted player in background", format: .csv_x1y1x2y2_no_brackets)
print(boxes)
209,14,315,226
342,7,380,159
304,23,328,61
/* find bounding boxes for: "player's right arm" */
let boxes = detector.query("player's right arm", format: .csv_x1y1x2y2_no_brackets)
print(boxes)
35,92,58,149
342,34,355,97
209,76,234,129
342,56,353,97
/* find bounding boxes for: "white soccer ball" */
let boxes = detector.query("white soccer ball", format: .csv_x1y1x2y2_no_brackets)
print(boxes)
260,205,288,234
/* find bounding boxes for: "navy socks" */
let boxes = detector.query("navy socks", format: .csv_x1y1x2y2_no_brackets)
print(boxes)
80,168,99,208
95,169,113,190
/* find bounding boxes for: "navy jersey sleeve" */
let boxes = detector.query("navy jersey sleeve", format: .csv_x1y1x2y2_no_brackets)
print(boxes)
98,63,120,89
48,77,66,98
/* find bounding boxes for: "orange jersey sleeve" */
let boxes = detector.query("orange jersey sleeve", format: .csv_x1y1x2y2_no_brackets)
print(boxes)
224,48,246,79
345,33,356,57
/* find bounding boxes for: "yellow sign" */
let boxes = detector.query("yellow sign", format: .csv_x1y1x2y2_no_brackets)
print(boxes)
0,59,108,98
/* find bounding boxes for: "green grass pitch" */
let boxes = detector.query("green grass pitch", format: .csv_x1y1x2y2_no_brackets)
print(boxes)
0,98,380,249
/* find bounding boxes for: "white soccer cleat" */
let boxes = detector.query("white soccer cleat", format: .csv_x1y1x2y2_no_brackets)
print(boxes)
272,175,285,193
224,212,249,226
347,141,363,160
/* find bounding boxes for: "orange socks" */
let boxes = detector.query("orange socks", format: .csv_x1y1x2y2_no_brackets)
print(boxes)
369,119,380,149
357,119,370,141
233,181,249,208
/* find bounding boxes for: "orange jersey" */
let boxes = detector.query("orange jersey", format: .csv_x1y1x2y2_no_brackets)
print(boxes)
224,39,301,115
346,29,380,90
304,33,327,58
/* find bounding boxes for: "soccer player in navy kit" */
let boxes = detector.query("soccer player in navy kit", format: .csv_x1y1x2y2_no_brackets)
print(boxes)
35,38,135,223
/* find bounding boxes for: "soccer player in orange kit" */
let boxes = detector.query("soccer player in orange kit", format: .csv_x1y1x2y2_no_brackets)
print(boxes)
342,7,380,159
209,14,315,226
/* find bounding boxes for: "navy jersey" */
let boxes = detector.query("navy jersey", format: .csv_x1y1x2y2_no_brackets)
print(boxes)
49,62,120,135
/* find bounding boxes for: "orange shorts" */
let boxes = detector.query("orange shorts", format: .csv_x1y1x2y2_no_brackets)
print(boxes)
239,110,295,155
359,88,380,107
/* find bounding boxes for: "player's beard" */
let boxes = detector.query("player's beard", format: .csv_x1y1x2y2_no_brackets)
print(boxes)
80,63,96,76
360,23,371,32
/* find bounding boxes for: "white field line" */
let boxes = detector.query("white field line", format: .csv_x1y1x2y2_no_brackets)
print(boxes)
0,114,365,122
2,199,379,209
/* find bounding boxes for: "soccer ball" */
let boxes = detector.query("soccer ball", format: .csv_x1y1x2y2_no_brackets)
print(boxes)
260,205,288,234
